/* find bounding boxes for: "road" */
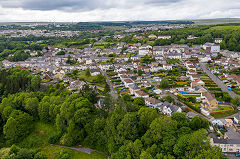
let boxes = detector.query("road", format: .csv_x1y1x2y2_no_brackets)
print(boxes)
165,91,213,121
200,63,239,99
100,70,118,99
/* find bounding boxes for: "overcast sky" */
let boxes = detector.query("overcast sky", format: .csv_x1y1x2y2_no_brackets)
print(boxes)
0,0,240,22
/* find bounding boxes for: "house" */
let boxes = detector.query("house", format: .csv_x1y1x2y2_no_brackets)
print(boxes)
234,115,240,124
186,111,198,119
158,35,171,39
90,69,100,76
203,43,220,53
153,46,164,55
215,38,223,44
201,91,218,110
166,53,182,59
190,85,207,93
199,107,210,116
148,34,157,40
187,35,198,40
228,74,240,86
128,84,140,94
158,101,182,116
187,74,200,81
139,45,152,56
210,133,240,153
134,90,149,98
123,78,134,88
163,64,173,70
99,63,112,71
191,79,205,87
145,97,161,108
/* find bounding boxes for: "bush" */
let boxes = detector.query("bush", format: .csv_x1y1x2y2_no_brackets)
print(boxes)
48,133,62,144
34,152,48,159
56,150,72,159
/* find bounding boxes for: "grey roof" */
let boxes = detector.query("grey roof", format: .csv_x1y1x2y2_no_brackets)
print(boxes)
128,84,140,90
162,101,180,112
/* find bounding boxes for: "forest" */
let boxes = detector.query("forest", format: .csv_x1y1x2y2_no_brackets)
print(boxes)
0,68,225,159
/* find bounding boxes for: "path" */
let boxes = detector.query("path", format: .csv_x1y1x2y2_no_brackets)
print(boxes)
200,63,239,99
54,145,109,159
100,70,118,99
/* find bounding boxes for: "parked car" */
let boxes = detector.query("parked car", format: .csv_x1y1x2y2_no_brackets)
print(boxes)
235,153,240,157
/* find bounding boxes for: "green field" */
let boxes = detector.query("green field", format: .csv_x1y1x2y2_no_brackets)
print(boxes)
193,18,240,25
211,110,238,119
42,145,107,159
211,106,233,113
0,122,107,159
208,25,240,31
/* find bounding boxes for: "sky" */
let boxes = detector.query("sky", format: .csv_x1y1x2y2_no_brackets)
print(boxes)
0,0,240,22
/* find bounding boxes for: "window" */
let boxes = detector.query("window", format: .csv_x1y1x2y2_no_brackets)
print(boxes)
229,149,233,151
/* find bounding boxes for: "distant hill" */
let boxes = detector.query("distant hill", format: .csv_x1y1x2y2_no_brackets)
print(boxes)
77,21,194,26
193,18,240,25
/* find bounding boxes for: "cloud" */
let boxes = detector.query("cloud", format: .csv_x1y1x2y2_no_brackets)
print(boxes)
0,0,180,11
0,0,239,22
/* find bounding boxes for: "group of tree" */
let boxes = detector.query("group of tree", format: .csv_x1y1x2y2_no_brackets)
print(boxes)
0,70,225,159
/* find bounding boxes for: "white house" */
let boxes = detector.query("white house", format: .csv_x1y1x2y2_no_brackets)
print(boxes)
157,101,182,116
215,38,223,44
134,90,149,98
163,64,173,70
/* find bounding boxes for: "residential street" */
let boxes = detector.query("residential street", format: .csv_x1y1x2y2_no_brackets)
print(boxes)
101,70,118,99
200,63,239,99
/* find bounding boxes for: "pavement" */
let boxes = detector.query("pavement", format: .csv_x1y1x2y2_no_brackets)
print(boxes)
101,70,118,99
200,63,239,99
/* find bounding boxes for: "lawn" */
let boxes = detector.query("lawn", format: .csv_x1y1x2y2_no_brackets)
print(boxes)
18,122,57,148
78,71,96,83
211,110,238,119
42,145,107,159
211,106,233,113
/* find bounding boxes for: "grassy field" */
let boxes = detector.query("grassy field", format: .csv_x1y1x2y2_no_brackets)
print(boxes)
42,145,107,159
211,106,233,113
79,70,97,83
208,25,240,31
0,122,107,159
193,18,240,25
211,110,238,119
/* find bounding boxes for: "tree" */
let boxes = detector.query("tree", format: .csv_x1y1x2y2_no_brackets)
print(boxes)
140,151,153,159
189,116,209,130
30,75,41,91
171,112,188,128
3,112,33,143
165,95,175,103
160,78,169,89
24,97,39,117
138,108,158,135
104,83,110,94
231,96,240,109
117,113,139,143
102,94,114,112
85,68,91,76
133,97,145,107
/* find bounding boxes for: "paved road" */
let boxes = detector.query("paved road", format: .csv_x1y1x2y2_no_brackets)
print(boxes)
54,145,109,158
166,91,213,120
200,63,239,99
100,70,118,99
